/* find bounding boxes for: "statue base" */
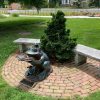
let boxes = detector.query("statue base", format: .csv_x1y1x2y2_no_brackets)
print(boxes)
20,79,34,87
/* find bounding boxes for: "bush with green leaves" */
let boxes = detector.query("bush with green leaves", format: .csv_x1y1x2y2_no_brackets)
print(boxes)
41,11,77,62
11,13,19,17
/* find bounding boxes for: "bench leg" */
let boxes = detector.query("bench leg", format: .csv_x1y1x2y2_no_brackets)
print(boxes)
19,44,23,53
75,53,87,66
19,44,26,53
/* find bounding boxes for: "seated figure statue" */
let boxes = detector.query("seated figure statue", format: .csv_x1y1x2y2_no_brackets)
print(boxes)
24,45,53,82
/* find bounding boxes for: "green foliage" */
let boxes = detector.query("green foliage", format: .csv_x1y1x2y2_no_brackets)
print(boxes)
73,0,81,8
94,0,100,7
41,11,77,62
30,0,46,13
11,13,19,17
49,0,60,8
0,0,4,8
8,0,46,13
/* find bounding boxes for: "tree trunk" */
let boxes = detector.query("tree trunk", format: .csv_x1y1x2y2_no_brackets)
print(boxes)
37,8,40,14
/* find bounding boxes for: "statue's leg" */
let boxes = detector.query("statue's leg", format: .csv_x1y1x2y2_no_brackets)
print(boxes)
29,66,36,74
37,61,52,81
25,61,53,82
43,61,53,73
25,66,36,76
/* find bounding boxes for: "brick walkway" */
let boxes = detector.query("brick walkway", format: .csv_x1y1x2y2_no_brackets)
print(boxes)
2,53,100,99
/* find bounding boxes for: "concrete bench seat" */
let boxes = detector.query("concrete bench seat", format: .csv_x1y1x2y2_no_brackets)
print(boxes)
74,44,100,65
14,38,100,66
14,38,40,52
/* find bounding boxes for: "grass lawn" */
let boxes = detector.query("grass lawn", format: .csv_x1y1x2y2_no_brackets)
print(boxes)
0,17,100,100
67,19,100,49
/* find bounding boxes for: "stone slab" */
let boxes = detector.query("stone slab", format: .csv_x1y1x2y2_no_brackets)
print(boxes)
13,38,40,45
74,44,100,61
20,79,35,87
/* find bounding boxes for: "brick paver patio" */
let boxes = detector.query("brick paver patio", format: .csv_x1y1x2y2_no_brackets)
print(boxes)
2,52,100,98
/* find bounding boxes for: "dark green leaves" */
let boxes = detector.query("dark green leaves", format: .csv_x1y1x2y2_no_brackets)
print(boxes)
41,11,77,62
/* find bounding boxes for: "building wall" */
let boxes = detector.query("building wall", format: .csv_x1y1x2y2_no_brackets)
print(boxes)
61,0,70,5
61,0,90,6
61,0,76,5
9,3,21,10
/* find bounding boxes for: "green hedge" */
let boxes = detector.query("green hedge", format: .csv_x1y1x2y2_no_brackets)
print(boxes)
10,13,19,17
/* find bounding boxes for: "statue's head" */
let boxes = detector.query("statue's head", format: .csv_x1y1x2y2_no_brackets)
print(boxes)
26,44,41,60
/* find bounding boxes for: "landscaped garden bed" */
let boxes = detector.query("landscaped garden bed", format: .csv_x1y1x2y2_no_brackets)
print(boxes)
0,16,100,100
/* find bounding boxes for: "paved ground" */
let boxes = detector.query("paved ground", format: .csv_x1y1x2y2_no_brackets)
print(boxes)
2,52,100,99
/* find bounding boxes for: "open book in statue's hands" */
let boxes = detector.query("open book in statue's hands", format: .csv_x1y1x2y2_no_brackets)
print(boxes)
16,53,32,61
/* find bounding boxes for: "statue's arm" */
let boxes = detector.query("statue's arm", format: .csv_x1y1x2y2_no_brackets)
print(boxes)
32,56,44,65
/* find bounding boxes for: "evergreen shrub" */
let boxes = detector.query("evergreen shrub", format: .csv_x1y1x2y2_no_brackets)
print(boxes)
41,11,77,62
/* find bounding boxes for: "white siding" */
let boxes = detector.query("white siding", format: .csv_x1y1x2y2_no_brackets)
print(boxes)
61,0,70,4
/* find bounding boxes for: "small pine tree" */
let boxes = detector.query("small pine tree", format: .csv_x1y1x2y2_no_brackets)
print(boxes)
41,11,77,62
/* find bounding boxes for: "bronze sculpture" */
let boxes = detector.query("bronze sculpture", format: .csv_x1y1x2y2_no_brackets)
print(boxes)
17,44,53,82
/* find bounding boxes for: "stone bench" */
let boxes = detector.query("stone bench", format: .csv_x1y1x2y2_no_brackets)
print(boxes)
14,38,40,52
14,38,100,66
74,44,100,65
